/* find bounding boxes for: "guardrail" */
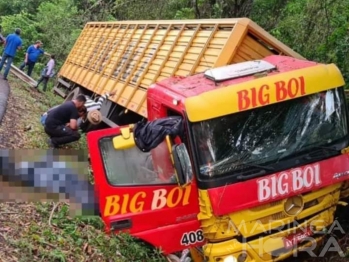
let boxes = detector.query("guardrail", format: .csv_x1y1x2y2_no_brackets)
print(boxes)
0,56,37,87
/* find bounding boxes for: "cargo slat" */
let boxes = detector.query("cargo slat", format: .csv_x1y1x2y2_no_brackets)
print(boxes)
58,18,304,118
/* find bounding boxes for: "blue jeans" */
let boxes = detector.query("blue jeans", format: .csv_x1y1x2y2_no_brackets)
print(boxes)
40,113,48,126
0,52,14,79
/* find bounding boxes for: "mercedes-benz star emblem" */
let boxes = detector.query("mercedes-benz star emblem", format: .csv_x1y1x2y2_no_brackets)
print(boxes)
284,195,304,216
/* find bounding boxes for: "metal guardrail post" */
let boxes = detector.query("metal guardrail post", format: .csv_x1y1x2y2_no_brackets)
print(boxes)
0,56,38,87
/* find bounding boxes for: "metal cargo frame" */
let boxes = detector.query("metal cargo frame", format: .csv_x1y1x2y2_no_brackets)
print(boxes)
58,18,304,118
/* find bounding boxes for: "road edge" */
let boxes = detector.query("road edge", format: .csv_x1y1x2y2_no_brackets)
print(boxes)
0,79,10,124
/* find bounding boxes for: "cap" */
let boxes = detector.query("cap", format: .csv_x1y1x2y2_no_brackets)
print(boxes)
35,40,43,45
15,28,21,35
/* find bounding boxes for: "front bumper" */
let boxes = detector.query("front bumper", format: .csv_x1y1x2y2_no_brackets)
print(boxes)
203,206,336,262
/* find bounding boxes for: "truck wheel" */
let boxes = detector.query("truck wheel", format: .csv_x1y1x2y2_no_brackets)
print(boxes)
64,87,84,102
166,254,181,262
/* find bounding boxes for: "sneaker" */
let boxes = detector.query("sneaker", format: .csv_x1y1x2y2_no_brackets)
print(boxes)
47,138,59,149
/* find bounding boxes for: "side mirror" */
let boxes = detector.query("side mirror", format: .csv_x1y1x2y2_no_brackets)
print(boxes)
112,127,135,150
172,143,193,186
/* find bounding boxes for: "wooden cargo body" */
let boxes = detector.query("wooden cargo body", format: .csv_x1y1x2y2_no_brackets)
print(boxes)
58,18,304,118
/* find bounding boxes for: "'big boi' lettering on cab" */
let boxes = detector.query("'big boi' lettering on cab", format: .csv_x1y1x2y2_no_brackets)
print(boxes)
257,163,321,202
103,185,192,216
237,76,306,111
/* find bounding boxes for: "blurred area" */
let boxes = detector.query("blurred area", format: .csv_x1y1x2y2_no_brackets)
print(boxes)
0,149,98,217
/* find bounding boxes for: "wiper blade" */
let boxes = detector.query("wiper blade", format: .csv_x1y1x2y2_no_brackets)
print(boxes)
236,164,275,181
303,145,340,161
312,145,340,153
236,170,266,181
243,163,275,171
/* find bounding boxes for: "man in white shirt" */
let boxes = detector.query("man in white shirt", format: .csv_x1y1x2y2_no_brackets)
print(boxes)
35,54,56,92
78,91,116,132
84,91,116,112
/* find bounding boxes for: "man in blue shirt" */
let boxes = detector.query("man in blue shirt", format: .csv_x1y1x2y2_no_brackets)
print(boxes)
19,40,46,77
0,28,22,81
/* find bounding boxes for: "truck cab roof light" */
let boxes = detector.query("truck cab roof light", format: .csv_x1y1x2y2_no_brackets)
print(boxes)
204,60,276,82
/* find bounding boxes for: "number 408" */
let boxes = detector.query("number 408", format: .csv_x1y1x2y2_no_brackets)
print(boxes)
181,229,205,246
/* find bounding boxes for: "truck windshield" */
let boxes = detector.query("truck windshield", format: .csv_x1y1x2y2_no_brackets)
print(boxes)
192,88,348,181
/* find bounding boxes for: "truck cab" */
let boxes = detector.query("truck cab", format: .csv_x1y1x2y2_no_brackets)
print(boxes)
87,55,349,262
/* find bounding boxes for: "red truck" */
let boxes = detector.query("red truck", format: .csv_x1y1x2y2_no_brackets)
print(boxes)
55,18,349,262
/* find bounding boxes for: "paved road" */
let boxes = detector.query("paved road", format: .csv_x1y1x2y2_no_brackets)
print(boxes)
0,77,10,124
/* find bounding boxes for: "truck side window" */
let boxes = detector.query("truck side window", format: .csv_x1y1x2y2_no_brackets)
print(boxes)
99,136,177,186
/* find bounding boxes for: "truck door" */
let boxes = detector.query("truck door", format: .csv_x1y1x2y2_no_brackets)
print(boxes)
87,126,203,254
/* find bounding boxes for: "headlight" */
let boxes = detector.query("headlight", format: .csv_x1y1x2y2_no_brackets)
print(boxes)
223,255,237,262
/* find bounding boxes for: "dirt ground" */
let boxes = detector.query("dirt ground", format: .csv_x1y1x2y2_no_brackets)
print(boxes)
0,77,86,149
0,77,128,262
0,80,35,149
0,76,348,262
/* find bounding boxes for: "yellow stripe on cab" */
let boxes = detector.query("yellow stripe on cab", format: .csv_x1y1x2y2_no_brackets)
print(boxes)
185,63,345,122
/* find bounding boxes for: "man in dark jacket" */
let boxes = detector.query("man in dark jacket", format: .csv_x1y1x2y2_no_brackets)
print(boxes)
44,95,87,148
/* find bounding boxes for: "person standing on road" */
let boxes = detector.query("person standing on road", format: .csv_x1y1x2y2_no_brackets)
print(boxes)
0,28,22,81
44,95,87,148
19,40,47,77
35,54,56,92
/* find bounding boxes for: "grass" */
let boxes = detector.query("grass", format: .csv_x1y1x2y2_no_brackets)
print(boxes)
2,76,349,262
11,77,86,150
0,202,166,262
0,76,168,262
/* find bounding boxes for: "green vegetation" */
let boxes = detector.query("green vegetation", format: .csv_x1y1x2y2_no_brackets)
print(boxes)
0,202,166,261
0,0,348,261
0,0,348,89
0,78,167,261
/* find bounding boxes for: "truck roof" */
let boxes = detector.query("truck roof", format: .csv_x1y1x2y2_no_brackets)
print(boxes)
59,18,304,118
172,55,344,122
155,55,319,98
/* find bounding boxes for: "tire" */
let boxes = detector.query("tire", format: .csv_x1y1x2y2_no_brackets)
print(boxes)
64,87,84,102
166,254,181,262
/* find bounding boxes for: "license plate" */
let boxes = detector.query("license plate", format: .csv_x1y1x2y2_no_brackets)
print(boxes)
283,227,313,249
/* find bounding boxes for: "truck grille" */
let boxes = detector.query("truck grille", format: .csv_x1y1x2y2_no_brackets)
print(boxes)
197,183,342,242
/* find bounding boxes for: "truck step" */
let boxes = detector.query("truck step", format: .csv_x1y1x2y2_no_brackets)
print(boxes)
102,116,118,128
58,78,71,88
53,86,67,98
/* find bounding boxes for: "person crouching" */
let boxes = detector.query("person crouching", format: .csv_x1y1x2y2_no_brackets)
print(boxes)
44,95,86,148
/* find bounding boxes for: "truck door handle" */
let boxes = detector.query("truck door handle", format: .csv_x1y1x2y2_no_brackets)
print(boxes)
110,219,132,230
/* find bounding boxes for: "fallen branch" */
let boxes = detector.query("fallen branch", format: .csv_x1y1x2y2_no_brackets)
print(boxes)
0,212,18,215
0,232,7,241
48,202,60,227
42,240,57,249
